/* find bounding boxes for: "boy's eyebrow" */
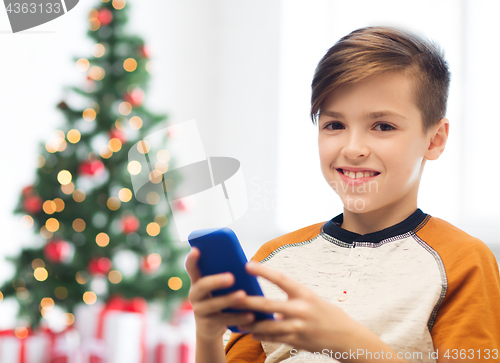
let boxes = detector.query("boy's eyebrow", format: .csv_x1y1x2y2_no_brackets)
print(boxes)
320,110,407,120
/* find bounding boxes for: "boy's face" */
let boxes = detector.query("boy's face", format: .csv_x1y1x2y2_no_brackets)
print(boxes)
318,71,435,215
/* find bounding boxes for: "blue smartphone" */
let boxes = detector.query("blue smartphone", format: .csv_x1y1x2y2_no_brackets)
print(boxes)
188,227,274,332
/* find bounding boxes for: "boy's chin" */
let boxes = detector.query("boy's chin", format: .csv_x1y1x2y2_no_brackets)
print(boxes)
340,196,377,214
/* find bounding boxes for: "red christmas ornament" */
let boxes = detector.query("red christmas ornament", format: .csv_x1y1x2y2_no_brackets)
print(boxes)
109,128,126,143
123,89,144,107
78,160,105,176
140,253,161,274
44,239,71,264
138,44,150,58
97,8,113,26
121,215,139,234
23,195,43,214
22,185,34,196
88,257,112,275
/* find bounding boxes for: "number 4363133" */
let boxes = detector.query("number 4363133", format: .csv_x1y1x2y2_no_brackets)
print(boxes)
5,2,62,14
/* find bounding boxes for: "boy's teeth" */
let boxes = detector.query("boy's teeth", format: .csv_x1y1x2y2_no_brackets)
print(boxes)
342,169,377,179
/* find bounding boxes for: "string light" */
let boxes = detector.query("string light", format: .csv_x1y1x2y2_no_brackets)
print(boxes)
147,253,161,269
73,189,86,202
100,145,113,159
76,58,90,72
83,108,96,122
96,232,110,247
38,155,46,168
149,170,162,184
16,287,29,300
53,198,65,212
108,270,122,284
89,66,105,81
72,218,86,232
34,267,48,281
57,170,72,185
14,327,29,339
129,116,142,130
32,259,45,269
107,197,121,211
89,18,100,31
108,138,122,152
157,149,171,161
45,140,58,153
0,291,3,302
21,215,34,228
43,200,56,214
168,277,183,291
67,129,81,143
118,188,132,202
40,297,54,310
40,226,53,239
123,58,137,72
61,182,75,195
146,222,160,236
127,161,141,175
137,140,150,154
155,160,169,173
57,140,67,152
75,271,89,284
112,0,126,10
146,192,160,205
45,218,60,232
83,291,97,305
64,313,75,325
92,43,106,57
118,102,132,115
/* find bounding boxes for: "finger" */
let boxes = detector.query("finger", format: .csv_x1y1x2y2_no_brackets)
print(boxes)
231,294,294,317
245,261,307,299
238,317,303,337
185,247,201,282
188,272,235,303
195,289,247,316
215,311,255,328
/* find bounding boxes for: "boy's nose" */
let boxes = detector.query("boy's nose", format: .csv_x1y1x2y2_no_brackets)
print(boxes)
341,133,370,159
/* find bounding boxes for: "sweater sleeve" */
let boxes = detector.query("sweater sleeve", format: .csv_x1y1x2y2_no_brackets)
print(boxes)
417,218,500,362
225,332,266,363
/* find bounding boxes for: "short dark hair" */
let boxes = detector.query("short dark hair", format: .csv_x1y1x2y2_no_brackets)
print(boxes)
310,26,450,133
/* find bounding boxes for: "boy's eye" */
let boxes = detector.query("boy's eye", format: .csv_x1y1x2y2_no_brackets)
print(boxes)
373,123,395,132
324,122,344,130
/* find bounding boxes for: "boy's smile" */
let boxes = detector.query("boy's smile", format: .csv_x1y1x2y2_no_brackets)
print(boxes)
317,71,448,233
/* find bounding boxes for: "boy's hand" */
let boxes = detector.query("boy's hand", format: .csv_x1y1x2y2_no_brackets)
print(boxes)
233,261,380,355
185,247,255,341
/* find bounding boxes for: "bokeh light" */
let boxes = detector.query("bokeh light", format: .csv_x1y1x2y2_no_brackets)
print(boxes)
45,218,60,233
146,222,160,236
108,270,122,284
123,58,137,72
118,188,132,202
73,218,86,232
83,291,97,305
96,232,110,247
57,170,72,185
168,277,183,291
67,129,81,143
127,161,141,175
34,267,48,281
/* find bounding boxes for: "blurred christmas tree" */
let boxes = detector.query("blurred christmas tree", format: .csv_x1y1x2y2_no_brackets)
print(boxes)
0,0,190,328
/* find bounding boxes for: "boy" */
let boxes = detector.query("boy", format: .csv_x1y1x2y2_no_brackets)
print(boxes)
185,26,500,362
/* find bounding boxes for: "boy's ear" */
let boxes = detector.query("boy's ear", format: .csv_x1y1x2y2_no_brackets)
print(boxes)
424,118,449,161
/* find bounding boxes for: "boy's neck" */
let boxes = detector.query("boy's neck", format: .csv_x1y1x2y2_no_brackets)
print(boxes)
341,203,419,236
